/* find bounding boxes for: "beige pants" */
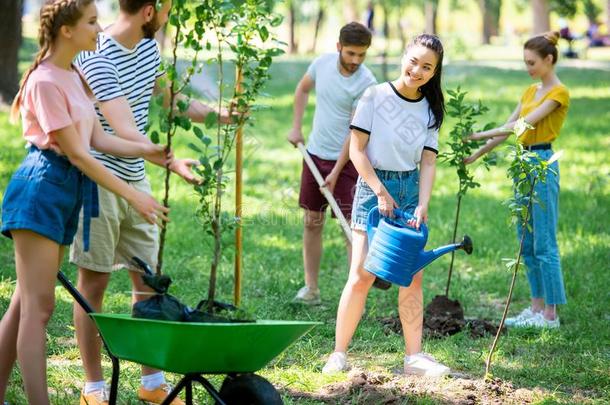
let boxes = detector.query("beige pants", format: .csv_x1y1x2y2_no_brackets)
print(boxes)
69,178,158,273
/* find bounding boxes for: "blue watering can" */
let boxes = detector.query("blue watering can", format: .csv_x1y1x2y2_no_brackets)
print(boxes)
365,207,473,287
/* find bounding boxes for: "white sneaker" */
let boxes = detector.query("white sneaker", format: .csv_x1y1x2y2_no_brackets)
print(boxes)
292,286,321,305
322,352,348,374
404,353,450,377
512,312,560,328
505,307,538,327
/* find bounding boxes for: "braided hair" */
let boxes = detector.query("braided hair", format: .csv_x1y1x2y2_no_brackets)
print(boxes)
10,0,94,122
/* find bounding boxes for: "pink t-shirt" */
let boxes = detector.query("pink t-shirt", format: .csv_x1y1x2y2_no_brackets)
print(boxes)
21,60,96,152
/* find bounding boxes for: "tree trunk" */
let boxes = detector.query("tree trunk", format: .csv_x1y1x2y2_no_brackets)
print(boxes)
0,0,22,104
381,1,389,82
398,19,407,51
424,0,438,35
532,0,551,34
343,0,358,22
310,3,325,53
479,0,501,44
288,0,298,54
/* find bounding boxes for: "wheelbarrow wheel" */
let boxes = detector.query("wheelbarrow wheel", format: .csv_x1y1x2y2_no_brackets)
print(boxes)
217,373,283,405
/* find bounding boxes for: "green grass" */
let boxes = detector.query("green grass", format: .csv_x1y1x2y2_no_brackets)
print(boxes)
1,58,609,404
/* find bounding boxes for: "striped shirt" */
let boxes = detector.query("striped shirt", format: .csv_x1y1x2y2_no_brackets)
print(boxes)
76,32,164,181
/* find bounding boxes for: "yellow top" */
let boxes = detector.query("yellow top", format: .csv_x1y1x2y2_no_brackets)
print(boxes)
519,83,570,146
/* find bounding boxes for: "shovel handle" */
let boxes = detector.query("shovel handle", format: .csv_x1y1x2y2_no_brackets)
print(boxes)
297,143,352,244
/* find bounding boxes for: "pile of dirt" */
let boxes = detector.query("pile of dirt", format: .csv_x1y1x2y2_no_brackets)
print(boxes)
378,295,502,339
424,295,466,337
285,369,544,404
465,318,502,339
286,370,400,404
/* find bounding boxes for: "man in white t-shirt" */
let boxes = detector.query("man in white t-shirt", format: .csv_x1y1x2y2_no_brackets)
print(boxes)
287,22,377,305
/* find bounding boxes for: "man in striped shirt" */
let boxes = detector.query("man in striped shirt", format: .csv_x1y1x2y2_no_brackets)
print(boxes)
70,1,230,404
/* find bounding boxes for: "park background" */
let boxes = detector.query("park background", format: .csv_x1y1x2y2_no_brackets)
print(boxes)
0,0,609,403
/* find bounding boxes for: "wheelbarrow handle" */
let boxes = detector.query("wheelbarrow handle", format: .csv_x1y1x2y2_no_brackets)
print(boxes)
297,142,352,243
57,271,95,314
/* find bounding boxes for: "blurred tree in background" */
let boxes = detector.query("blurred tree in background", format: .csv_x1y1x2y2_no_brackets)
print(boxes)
479,0,502,44
2,0,608,87
0,0,23,104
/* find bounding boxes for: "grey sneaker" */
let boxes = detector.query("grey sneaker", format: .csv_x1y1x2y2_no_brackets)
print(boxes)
404,353,450,377
292,286,321,305
505,307,538,327
322,352,348,374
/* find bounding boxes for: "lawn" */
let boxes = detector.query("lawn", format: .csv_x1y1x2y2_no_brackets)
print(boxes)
1,57,609,404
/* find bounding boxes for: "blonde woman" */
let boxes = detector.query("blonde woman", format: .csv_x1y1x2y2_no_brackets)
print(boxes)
0,1,168,402
465,32,569,328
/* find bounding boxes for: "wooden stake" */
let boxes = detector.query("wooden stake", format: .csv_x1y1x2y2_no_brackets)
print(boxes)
234,68,244,306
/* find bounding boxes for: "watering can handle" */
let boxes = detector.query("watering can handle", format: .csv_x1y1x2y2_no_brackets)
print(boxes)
391,209,427,233
366,206,428,236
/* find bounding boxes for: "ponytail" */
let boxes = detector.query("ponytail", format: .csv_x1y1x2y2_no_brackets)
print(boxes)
524,31,560,65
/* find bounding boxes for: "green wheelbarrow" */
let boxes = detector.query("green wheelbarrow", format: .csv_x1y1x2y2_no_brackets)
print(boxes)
58,272,319,404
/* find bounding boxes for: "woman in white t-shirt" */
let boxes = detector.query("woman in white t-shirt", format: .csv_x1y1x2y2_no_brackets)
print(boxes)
323,34,450,377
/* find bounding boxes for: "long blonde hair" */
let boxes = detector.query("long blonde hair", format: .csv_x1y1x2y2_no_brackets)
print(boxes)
10,0,94,123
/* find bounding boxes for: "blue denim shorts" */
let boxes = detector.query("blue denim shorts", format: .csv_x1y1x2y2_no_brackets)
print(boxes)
1,146,84,246
351,168,419,231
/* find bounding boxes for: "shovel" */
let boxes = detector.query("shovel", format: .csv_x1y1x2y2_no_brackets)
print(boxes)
297,143,389,289
297,142,352,243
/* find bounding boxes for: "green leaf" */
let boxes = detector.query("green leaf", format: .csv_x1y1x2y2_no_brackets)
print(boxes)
174,116,192,130
270,15,283,27
258,26,269,42
150,130,160,144
204,112,218,128
193,126,204,140
267,48,284,57
188,143,203,153
177,100,189,113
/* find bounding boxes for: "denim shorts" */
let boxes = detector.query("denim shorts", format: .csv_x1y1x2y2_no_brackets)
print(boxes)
351,168,419,231
1,146,84,246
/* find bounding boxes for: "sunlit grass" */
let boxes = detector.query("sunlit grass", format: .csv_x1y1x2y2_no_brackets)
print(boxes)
1,58,609,403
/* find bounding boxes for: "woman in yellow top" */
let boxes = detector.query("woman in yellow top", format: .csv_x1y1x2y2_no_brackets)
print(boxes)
465,31,569,328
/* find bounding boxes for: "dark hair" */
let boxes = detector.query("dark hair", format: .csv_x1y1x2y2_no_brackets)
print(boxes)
524,31,560,64
406,34,445,131
339,22,372,47
11,0,94,122
119,0,156,14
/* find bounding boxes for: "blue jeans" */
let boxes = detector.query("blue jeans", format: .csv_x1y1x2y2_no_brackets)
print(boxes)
351,168,419,231
517,148,566,305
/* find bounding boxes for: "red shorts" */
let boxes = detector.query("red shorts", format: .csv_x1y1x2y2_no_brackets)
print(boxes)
298,152,358,219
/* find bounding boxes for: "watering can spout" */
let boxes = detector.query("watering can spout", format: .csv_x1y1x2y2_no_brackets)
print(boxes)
415,235,474,272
